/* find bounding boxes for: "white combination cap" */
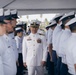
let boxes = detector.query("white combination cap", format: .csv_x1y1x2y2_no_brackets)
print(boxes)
65,17,76,26
0,8,4,16
30,20,41,25
49,20,53,24
4,9,11,16
35,20,41,25
11,9,17,14
59,11,75,21
53,13,64,20
49,20,57,26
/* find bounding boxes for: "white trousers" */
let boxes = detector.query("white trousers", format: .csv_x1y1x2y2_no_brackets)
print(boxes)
27,66,44,75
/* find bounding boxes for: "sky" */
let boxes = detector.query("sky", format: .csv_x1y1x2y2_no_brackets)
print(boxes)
17,14,56,22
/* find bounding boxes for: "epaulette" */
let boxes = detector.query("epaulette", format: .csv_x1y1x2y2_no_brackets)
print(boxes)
40,29,45,31
24,33,29,37
38,33,45,36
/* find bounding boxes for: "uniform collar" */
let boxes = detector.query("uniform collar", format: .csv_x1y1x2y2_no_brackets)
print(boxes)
30,33,37,36
16,36,21,39
30,33,37,35
62,29,65,31
8,32,14,39
48,28,53,31
65,28,71,32
2,34,8,39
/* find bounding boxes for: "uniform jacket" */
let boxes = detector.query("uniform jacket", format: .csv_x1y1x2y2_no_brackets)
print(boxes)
0,34,17,75
22,33,47,66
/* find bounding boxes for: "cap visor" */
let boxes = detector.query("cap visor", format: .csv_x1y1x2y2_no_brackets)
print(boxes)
12,16,19,19
30,25,39,28
5,17,13,20
0,21,7,24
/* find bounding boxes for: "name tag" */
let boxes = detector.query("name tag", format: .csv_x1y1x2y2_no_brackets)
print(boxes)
27,39,32,41
27,37,32,41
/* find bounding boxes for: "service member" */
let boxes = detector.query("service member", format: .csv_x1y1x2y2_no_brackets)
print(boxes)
15,27,23,75
0,8,17,75
47,20,57,75
10,9,19,63
0,8,7,75
58,11,75,75
52,14,63,75
22,21,47,75
64,17,76,75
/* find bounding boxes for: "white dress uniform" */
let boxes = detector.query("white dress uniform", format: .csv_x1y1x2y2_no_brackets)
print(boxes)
45,29,49,47
52,22,63,55
37,29,45,36
45,30,48,40
52,14,64,50
4,9,18,62
0,8,5,75
8,32,18,62
0,55,4,75
64,33,76,75
47,28,53,46
15,36,23,53
62,17,76,75
0,34,17,75
52,23,62,51
59,28,71,64
47,20,57,48
22,33,47,75
58,11,75,65
58,28,71,56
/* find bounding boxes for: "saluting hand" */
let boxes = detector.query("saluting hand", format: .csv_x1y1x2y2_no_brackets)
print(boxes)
23,63,27,67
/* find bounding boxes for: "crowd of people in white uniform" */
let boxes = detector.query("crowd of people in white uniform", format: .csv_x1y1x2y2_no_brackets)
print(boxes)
45,11,76,75
0,7,76,75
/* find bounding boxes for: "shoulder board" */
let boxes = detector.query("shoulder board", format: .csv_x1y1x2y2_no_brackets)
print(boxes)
24,34,29,37
38,33,45,36
40,29,44,31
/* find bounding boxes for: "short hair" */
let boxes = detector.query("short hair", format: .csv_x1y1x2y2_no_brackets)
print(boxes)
62,18,71,25
69,22,76,32
50,24,57,28
61,24,65,29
